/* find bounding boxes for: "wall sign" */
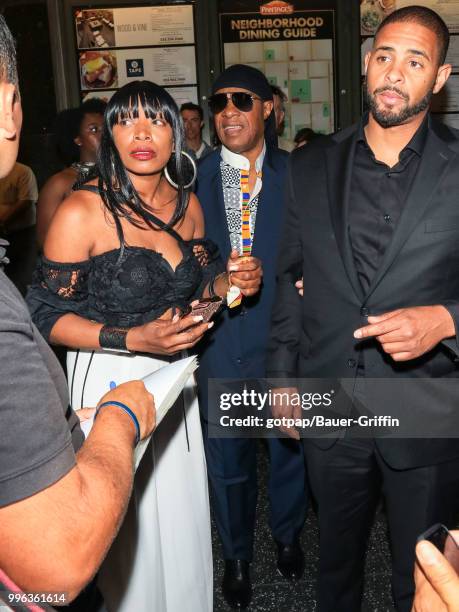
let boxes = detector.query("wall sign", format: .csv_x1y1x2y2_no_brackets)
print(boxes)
74,4,198,106
219,0,337,149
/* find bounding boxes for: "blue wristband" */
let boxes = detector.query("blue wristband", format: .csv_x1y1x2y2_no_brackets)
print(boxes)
96,401,140,446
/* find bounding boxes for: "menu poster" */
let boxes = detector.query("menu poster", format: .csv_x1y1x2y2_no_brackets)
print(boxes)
75,5,194,50
75,4,198,103
116,47,197,88
360,1,459,36
219,0,337,142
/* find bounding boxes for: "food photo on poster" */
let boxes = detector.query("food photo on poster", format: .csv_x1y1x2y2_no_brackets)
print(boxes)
79,50,117,89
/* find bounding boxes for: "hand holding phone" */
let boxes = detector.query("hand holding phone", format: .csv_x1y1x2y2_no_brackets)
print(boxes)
412,524,459,612
190,296,224,323
418,524,459,574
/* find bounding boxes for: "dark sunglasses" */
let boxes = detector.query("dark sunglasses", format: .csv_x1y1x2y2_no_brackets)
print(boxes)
208,92,262,114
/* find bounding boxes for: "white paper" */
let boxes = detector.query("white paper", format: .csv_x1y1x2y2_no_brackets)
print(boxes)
134,356,198,467
78,355,198,470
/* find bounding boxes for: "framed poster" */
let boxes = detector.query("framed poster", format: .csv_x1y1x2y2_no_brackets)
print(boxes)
360,0,459,35
74,3,198,107
219,0,337,147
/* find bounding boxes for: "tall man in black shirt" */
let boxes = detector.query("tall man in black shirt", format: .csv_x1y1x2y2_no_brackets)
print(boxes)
268,6,459,612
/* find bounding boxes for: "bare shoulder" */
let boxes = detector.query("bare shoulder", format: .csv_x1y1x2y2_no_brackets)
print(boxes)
56,184,101,222
44,185,103,261
41,167,77,195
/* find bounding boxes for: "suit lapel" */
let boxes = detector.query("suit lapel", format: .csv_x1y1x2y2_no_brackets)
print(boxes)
251,148,280,260
326,129,364,301
364,125,456,300
207,155,232,259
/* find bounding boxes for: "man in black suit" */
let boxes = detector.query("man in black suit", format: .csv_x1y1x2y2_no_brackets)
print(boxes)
268,6,459,612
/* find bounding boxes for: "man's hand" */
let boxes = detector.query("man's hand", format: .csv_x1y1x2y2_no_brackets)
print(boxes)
75,407,96,423
97,380,155,441
227,249,263,297
353,306,455,362
271,387,301,440
295,278,304,297
412,535,459,612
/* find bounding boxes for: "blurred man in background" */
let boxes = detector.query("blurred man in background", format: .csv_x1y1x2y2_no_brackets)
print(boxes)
0,160,37,294
180,102,212,160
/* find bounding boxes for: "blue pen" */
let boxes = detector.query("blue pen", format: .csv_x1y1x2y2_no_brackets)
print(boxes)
109,380,117,390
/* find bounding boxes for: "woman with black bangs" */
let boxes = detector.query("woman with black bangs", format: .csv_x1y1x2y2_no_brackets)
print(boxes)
27,81,262,612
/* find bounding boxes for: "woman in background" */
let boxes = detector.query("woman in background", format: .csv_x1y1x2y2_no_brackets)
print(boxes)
36,98,106,247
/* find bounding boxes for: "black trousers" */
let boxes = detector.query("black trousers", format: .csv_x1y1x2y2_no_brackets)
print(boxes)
304,436,459,612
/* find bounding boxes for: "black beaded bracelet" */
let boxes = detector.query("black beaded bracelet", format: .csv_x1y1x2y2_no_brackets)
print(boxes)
208,275,217,298
99,325,130,353
208,272,227,298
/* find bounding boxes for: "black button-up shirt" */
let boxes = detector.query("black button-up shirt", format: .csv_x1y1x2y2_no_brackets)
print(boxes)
349,116,428,293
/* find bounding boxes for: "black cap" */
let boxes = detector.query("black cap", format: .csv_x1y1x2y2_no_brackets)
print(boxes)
211,64,277,146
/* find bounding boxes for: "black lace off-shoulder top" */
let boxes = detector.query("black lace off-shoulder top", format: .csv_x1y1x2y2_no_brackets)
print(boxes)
26,186,224,341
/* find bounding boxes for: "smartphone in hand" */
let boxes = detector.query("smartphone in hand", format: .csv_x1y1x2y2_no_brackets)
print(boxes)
191,297,224,322
418,523,459,574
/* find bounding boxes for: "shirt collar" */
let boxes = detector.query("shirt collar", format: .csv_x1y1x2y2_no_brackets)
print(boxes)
195,142,205,158
220,141,266,173
357,112,428,158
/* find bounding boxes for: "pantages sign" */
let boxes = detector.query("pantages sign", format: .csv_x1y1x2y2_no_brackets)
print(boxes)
260,1,294,15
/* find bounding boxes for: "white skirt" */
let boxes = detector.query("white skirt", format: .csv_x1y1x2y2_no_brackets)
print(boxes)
68,349,213,612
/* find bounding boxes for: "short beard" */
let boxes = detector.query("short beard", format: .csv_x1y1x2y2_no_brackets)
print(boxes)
364,81,434,128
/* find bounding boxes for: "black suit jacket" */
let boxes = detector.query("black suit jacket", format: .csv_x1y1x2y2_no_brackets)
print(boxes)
267,115,459,468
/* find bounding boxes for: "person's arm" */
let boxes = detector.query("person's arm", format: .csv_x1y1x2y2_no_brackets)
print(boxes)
413,535,459,612
0,285,155,602
264,156,305,439
0,380,155,603
36,170,75,248
266,153,303,379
